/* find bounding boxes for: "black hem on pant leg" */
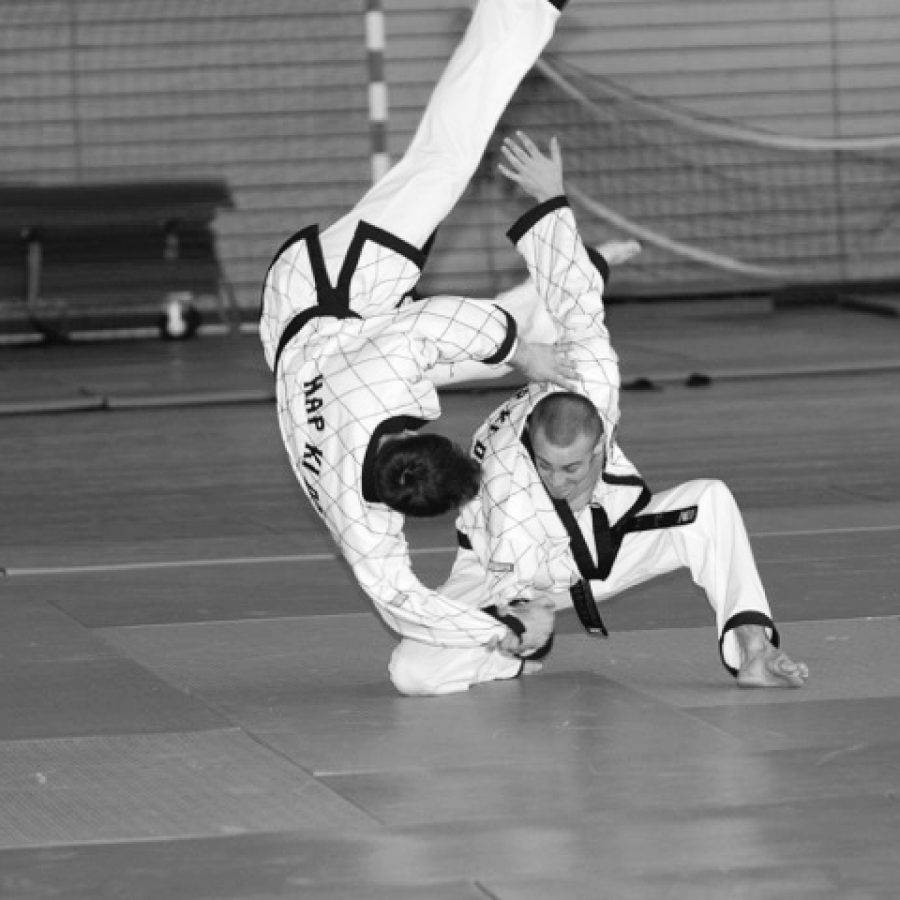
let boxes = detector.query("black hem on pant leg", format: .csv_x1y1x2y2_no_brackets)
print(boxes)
719,610,780,677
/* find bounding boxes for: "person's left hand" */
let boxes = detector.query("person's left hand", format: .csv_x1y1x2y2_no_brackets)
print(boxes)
509,338,578,390
500,597,556,659
498,131,565,203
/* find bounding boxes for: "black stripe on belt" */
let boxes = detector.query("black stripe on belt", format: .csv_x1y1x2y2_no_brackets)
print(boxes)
563,500,699,637
274,306,361,372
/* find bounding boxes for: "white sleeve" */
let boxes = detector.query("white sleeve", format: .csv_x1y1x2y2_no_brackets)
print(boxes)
508,197,621,440
347,526,509,648
396,295,518,368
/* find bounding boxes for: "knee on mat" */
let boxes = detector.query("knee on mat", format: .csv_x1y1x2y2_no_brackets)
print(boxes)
388,657,444,697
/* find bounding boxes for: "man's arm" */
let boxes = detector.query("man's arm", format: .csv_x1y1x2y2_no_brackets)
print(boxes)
500,131,628,439
397,294,576,391
352,544,513,649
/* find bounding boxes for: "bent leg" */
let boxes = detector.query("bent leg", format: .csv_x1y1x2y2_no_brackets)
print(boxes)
585,479,775,675
389,638,521,696
388,547,523,695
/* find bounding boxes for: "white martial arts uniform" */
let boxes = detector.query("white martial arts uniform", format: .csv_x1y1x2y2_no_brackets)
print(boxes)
389,197,780,695
259,0,565,652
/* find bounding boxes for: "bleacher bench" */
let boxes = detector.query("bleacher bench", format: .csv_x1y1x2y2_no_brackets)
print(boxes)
0,179,238,339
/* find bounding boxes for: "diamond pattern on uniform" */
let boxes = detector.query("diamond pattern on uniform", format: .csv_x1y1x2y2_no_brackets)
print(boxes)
267,242,521,648
458,202,645,608
257,0,567,650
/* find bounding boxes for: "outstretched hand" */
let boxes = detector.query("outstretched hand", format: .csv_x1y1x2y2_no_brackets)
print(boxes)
509,339,578,390
498,131,565,203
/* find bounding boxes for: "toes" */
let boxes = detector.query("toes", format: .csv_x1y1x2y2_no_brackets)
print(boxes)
737,650,808,689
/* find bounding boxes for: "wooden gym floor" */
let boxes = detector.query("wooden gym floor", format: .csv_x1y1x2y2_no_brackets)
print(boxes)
1,300,899,899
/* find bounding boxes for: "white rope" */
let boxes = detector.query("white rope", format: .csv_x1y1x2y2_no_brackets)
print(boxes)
536,57,900,153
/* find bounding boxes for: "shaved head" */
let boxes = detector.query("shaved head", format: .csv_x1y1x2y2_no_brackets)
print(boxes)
529,392,603,448
528,392,606,511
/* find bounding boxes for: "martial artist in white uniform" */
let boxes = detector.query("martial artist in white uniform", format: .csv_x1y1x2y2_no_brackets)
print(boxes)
389,134,809,695
259,0,569,651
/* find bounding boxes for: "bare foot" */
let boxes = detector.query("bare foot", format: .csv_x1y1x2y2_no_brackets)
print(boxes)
520,660,544,677
596,239,641,267
737,646,809,689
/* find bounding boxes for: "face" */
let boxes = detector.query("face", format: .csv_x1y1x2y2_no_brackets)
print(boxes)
531,426,605,510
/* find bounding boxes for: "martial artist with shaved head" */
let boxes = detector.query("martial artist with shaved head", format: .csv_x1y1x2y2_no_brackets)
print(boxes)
389,131,810,695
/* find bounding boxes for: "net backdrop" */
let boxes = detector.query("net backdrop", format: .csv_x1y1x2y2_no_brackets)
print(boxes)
483,56,900,299
2,1,900,319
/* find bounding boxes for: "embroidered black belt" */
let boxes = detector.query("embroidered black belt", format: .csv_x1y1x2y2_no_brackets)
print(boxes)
274,306,361,373
558,497,700,636
456,497,700,638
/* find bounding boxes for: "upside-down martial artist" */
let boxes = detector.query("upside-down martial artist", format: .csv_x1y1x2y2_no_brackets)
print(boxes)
259,0,575,652
389,132,810,695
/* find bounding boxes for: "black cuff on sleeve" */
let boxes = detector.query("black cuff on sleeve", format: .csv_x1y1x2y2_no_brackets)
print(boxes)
718,610,780,677
483,604,525,639
481,306,518,365
506,195,569,245
585,245,611,283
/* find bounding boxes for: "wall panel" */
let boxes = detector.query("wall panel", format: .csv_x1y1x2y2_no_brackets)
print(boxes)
0,0,897,316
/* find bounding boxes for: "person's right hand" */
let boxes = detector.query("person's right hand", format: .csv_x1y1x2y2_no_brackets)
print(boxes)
509,339,578,390
493,598,555,659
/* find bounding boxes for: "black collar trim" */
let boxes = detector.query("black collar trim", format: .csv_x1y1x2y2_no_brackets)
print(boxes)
481,306,518,365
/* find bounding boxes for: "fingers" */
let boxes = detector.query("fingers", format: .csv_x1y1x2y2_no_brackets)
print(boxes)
515,130,540,156
499,130,546,173
549,372,579,392
549,134,561,166
499,139,526,174
545,346,579,391
498,131,565,202
503,130,536,160
555,345,580,382
496,162,518,183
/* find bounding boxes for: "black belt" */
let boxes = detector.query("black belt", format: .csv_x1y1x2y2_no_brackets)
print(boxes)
457,502,698,638
564,503,698,635
274,306,361,372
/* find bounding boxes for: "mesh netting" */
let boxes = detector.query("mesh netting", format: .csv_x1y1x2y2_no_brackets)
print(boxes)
486,56,900,297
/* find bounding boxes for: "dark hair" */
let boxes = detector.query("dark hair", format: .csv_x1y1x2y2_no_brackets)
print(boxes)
529,391,603,447
374,433,482,517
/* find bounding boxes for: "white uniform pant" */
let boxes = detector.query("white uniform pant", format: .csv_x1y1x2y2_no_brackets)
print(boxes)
389,478,773,695
320,0,561,291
